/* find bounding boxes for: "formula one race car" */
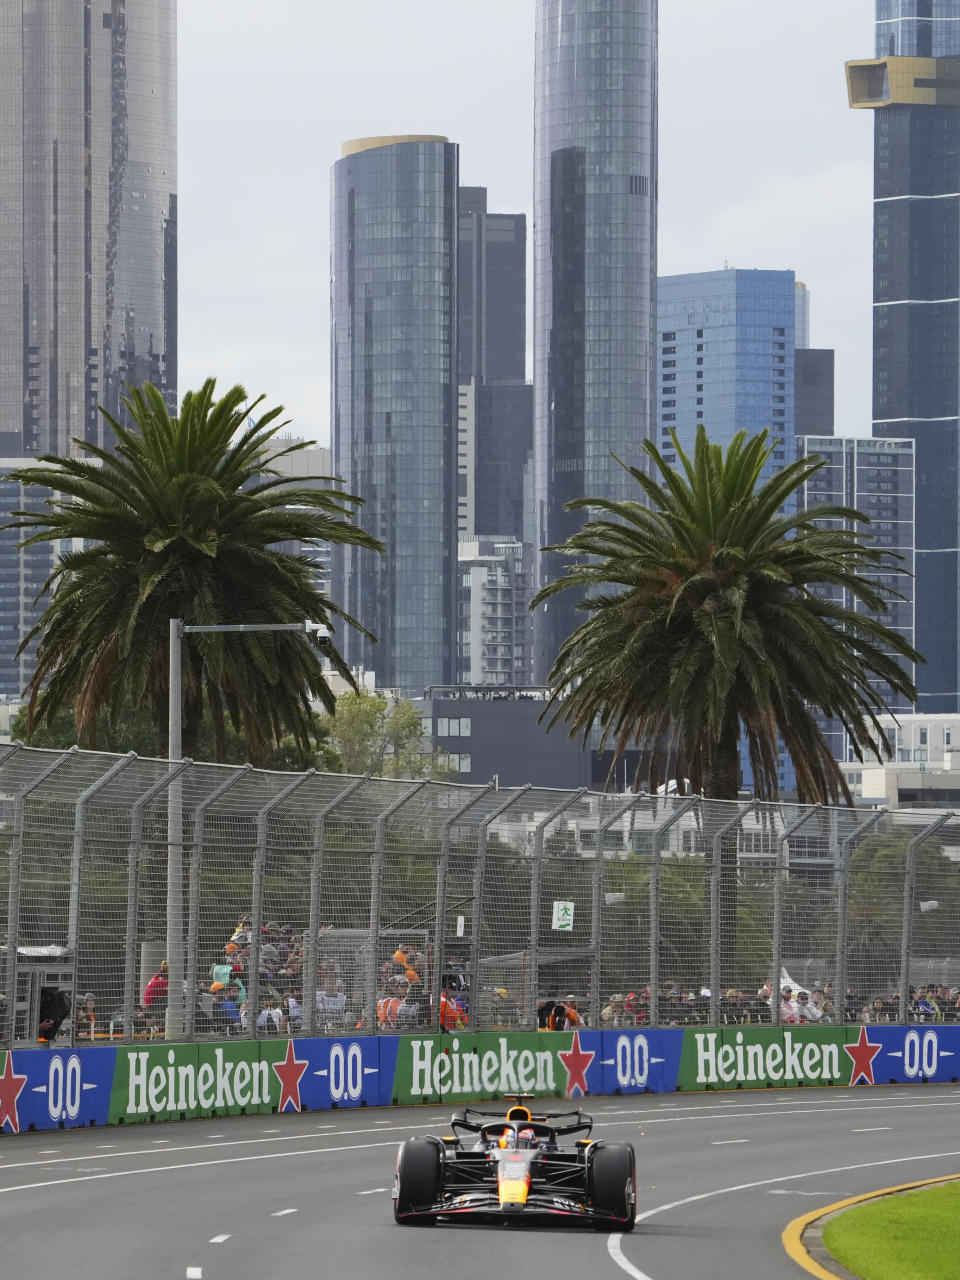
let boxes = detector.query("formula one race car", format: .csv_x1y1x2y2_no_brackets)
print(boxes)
393,1096,636,1230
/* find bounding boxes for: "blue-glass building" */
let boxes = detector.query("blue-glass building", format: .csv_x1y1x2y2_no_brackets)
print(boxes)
533,0,658,680
0,1,177,455
848,2,960,711
331,136,459,695
657,269,797,486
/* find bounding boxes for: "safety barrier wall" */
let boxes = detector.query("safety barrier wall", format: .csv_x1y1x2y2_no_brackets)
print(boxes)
5,744,960,1048
2,1025,957,1135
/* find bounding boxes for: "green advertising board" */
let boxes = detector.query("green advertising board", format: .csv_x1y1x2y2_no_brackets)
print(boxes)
676,1025,849,1092
109,1042,278,1124
390,1030,599,1105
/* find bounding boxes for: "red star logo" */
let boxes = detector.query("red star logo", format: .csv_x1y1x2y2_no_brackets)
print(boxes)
0,1051,28,1135
843,1026,883,1087
271,1039,309,1113
558,1030,595,1098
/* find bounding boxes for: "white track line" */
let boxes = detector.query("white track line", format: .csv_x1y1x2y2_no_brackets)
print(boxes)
209,1234,230,1243
0,1140,399,1198
606,1148,960,1280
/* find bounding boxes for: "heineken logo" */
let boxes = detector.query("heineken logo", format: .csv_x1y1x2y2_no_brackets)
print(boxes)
408,1036,559,1099
124,1047,271,1116
693,1030,841,1087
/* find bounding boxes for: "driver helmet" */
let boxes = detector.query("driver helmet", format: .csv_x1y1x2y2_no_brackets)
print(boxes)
498,1127,517,1149
517,1126,537,1149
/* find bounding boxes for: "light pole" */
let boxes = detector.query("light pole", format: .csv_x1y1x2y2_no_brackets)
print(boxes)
164,617,322,1040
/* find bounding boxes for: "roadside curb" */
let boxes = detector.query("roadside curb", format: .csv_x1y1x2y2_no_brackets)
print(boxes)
782,1173,960,1279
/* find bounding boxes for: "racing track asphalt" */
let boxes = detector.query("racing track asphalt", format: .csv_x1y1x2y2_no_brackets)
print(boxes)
1,1084,960,1280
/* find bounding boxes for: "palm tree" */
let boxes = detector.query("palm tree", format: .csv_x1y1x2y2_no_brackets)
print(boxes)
8,378,382,763
533,425,921,805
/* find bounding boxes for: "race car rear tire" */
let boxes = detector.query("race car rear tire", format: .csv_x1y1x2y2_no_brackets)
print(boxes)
394,1138,441,1225
589,1143,636,1232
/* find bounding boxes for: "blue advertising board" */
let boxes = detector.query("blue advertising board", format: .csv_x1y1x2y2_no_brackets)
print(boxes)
1,1045,117,1134
599,1029,683,1096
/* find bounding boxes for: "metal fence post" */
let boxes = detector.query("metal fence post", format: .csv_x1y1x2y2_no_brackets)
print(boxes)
303,774,370,1038
182,765,252,1041
898,812,953,1025
526,789,587,1031
649,796,700,1028
834,809,885,1018
365,782,429,1033
432,785,492,1032
591,794,643,1030
68,752,137,1046
710,800,758,1023
2,747,77,1047
771,806,821,1028
247,771,316,1039
124,761,192,1043
468,786,531,1020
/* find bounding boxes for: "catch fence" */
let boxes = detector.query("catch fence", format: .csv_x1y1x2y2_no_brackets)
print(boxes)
2,745,960,1047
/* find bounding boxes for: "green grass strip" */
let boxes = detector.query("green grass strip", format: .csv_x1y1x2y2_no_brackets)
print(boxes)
822,1181,960,1280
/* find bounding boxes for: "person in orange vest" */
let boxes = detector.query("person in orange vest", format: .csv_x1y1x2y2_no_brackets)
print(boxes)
439,981,468,1031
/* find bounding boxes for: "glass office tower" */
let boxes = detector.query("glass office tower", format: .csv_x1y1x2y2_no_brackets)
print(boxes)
331,136,459,695
657,268,797,488
0,1,177,457
457,187,533,548
848,2,960,711
533,0,658,680
458,187,526,386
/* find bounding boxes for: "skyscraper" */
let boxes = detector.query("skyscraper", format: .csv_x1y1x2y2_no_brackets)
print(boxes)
0,2,177,457
800,435,916,761
533,0,658,679
848,2,960,711
657,268,797,485
0,2,175,699
458,188,526,386
456,187,532,546
331,136,459,695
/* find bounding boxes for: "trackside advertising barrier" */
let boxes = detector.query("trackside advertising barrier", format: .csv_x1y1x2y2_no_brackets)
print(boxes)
2,1026,960,1134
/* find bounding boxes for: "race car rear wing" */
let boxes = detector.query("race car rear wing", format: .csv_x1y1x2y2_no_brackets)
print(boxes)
450,1104,594,1140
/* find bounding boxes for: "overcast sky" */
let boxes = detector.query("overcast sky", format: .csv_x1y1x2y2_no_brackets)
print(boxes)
179,2,877,445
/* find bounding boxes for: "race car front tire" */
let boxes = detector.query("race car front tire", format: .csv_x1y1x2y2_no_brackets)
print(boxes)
588,1143,636,1232
394,1138,441,1225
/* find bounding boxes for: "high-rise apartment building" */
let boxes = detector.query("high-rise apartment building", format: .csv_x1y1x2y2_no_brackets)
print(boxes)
331,136,459,695
848,2,960,711
0,2,177,457
800,435,917,760
533,0,658,679
457,537,534,686
657,269,797,483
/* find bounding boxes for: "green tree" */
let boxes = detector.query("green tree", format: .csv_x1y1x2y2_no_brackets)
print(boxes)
533,425,920,804
9,700,341,772
321,689,456,779
7,379,381,765
811,834,960,997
